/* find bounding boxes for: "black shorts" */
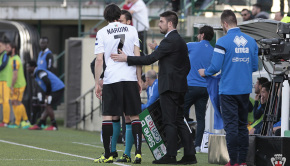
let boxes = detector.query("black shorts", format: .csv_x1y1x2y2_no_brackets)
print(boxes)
102,81,141,116
49,88,64,106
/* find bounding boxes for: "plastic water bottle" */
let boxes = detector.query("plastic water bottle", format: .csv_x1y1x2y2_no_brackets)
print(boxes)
180,12,185,22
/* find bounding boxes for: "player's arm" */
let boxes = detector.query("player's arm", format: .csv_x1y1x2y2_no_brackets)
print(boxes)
94,53,104,99
46,53,54,71
199,44,225,77
38,71,52,95
134,45,142,93
11,59,19,90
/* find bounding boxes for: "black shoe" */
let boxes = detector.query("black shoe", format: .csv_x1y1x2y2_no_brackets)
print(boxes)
111,151,118,158
152,155,176,164
177,155,197,165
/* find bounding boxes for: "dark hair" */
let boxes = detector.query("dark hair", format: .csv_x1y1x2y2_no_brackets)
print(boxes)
258,77,269,86
253,4,262,10
199,25,214,41
104,4,121,22
7,42,19,55
121,10,132,21
40,37,49,42
221,10,237,25
261,81,271,92
160,11,178,28
27,60,37,67
241,9,250,13
0,39,4,43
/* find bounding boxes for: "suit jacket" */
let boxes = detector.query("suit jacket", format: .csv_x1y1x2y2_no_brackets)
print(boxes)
127,30,190,94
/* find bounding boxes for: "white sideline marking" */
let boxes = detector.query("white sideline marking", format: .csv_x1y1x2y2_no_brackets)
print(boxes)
0,140,130,166
72,142,124,152
0,159,77,161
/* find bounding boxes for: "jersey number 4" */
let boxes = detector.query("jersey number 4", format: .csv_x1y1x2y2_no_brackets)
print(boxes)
114,34,125,54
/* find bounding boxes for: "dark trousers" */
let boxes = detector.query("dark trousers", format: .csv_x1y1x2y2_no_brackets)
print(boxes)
160,91,195,157
220,94,249,165
184,86,209,147
138,31,147,55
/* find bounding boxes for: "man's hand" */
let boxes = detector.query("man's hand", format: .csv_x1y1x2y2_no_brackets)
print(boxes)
255,94,260,101
95,83,102,99
99,79,104,89
111,49,128,62
148,40,158,50
198,69,206,77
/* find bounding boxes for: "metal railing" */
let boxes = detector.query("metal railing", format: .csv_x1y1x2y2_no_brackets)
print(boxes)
69,86,101,129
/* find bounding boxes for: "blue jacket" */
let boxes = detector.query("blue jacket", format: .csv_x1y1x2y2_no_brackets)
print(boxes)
205,27,258,95
37,49,52,70
142,79,159,110
187,40,213,87
34,68,65,93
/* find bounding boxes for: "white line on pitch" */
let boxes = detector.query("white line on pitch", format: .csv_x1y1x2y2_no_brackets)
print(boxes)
0,140,130,166
0,159,78,161
72,142,124,152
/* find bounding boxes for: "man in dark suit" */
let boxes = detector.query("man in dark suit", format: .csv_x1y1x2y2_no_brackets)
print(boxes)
111,11,197,165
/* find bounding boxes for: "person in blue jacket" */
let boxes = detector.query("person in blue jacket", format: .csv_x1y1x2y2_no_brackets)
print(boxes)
141,70,159,111
184,25,214,153
27,61,64,131
199,10,258,166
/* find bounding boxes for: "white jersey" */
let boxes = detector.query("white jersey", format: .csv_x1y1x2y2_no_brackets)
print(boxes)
130,0,149,32
95,22,140,84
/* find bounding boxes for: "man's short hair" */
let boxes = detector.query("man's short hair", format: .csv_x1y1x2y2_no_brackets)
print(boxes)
241,9,250,13
160,11,178,28
104,4,121,22
258,77,269,86
262,81,271,92
221,10,237,25
146,70,157,80
0,38,4,44
27,60,37,67
121,10,132,21
253,4,262,10
199,25,214,41
40,37,49,42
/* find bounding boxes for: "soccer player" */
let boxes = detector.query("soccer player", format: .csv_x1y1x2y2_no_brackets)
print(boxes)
0,40,11,127
27,61,64,131
37,37,54,71
6,42,30,128
93,4,142,164
31,37,54,126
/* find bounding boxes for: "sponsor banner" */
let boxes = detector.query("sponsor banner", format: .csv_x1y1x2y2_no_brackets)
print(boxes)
139,109,166,160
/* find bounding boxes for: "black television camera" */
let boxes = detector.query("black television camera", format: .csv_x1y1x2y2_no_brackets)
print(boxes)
258,22,290,63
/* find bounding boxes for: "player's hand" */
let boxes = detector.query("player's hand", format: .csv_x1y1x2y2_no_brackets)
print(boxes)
99,79,104,89
255,94,260,101
111,49,127,62
138,80,142,94
198,69,206,77
95,83,102,99
148,40,157,50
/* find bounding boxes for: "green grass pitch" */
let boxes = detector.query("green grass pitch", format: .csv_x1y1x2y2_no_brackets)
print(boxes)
0,126,221,166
